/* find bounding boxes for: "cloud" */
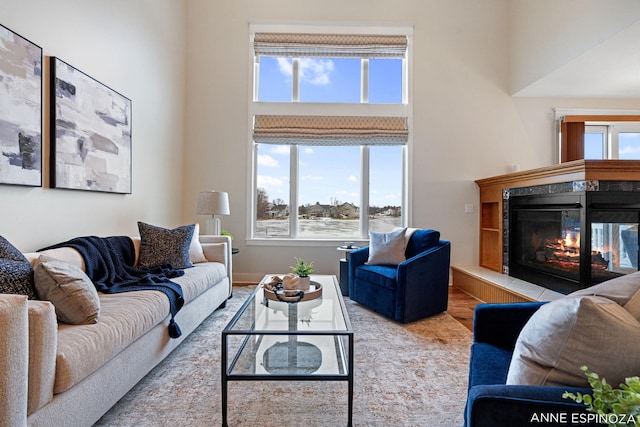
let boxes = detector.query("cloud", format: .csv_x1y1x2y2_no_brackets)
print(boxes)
257,154,279,167
299,58,334,85
257,175,284,190
348,175,357,182
276,58,334,86
276,58,293,77
270,145,290,155
303,147,314,154
301,174,324,181
619,144,640,155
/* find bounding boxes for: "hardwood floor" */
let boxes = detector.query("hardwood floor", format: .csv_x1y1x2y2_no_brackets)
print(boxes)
447,285,483,331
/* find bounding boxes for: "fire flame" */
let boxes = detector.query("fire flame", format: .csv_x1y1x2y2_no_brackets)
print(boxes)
563,232,580,249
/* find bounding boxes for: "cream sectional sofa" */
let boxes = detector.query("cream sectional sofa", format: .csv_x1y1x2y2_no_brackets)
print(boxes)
0,234,232,427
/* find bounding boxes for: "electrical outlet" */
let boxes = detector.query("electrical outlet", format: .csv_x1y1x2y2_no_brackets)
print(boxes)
464,204,474,213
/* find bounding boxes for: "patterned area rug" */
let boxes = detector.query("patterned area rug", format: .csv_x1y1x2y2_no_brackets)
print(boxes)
96,285,472,426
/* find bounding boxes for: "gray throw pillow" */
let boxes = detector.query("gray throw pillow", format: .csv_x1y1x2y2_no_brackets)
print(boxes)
34,255,100,325
366,227,407,266
0,235,37,299
137,222,195,269
506,295,640,388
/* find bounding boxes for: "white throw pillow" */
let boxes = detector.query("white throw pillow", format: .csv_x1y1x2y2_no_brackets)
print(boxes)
189,223,207,263
366,227,407,266
506,295,640,388
34,255,100,325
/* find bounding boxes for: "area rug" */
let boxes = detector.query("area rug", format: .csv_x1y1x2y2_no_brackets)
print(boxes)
95,285,472,426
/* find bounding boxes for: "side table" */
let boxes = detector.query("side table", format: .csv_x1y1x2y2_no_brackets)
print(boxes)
337,245,359,296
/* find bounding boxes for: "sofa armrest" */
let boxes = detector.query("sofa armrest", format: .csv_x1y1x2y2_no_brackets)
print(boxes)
0,294,29,426
199,235,232,290
466,384,594,427
27,300,57,415
473,302,546,350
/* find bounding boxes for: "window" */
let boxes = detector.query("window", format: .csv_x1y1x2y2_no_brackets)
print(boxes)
250,26,412,240
584,123,640,160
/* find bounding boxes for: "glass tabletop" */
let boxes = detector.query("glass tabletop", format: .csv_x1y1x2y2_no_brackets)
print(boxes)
224,274,351,334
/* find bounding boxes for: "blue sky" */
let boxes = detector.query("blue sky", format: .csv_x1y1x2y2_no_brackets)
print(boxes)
257,56,403,207
585,132,640,159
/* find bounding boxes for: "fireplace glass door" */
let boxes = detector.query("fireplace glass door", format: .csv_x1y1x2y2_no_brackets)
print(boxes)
590,211,639,283
511,207,582,289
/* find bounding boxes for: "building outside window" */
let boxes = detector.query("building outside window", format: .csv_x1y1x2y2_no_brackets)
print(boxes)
250,25,413,240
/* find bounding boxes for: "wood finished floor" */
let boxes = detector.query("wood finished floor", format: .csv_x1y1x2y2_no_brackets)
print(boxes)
447,286,482,331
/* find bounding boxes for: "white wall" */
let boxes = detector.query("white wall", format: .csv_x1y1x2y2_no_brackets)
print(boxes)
0,0,187,251
184,0,640,282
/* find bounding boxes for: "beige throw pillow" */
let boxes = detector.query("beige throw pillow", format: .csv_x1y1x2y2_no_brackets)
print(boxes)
34,255,100,325
506,295,640,388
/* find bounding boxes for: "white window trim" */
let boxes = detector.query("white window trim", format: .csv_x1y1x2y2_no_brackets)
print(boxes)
246,22,414,246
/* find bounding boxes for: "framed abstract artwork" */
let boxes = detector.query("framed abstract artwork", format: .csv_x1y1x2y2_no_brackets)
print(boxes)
51,57,132,194
0,23,43,187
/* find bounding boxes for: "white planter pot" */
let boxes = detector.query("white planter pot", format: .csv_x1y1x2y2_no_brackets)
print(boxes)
298,275,311,291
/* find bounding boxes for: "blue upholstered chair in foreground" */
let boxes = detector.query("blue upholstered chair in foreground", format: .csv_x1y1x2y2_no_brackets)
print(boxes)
348,229,451,323
465,302,594,427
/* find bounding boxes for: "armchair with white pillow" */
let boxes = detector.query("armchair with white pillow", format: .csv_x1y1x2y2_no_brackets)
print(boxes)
348,228,451,323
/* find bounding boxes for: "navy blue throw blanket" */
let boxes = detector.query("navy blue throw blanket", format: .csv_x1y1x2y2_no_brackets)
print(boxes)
39,236,185,338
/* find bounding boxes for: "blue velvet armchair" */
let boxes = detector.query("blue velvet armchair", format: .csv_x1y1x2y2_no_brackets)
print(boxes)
348,229,451,323
465,302,596,427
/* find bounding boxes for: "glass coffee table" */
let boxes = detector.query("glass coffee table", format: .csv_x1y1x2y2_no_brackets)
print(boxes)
221,274,354,426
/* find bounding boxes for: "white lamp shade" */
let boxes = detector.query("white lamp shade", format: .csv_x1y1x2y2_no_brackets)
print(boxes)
196,191,230,215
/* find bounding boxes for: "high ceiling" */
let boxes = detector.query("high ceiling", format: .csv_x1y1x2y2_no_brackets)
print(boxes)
512,20,640,98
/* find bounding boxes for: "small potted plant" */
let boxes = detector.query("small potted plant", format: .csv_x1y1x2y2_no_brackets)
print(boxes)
290,257,314,290
563,366,640,426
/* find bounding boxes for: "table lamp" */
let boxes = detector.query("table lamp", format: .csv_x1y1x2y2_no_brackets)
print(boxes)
196,191,230,235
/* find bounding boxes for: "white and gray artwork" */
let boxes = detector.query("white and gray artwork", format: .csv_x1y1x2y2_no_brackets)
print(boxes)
51,57,131,194
0,24,42,187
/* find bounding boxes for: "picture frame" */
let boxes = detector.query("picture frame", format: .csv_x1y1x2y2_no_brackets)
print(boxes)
0,23,43,187
50,57,132,194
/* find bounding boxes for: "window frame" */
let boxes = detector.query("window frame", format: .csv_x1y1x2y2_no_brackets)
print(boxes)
247,23,413,245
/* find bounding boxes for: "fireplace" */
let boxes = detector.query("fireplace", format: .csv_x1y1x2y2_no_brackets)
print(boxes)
508,190,640,294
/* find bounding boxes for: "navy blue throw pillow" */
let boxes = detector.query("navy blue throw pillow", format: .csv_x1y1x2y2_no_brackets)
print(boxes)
0,235,37,299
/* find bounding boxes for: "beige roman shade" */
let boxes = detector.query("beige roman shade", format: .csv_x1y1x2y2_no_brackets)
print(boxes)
253,115,408,146
253,33,408,58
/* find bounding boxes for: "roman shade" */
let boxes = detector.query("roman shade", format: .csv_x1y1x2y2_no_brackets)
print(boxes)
253,33,408,58
252,115,408,146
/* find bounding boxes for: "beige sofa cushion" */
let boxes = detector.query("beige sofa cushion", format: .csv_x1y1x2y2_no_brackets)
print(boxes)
52,262,226,394
506,295,640,387
54,289,169,394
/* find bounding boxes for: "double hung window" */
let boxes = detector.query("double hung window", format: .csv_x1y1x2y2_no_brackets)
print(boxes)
250,26,412,240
